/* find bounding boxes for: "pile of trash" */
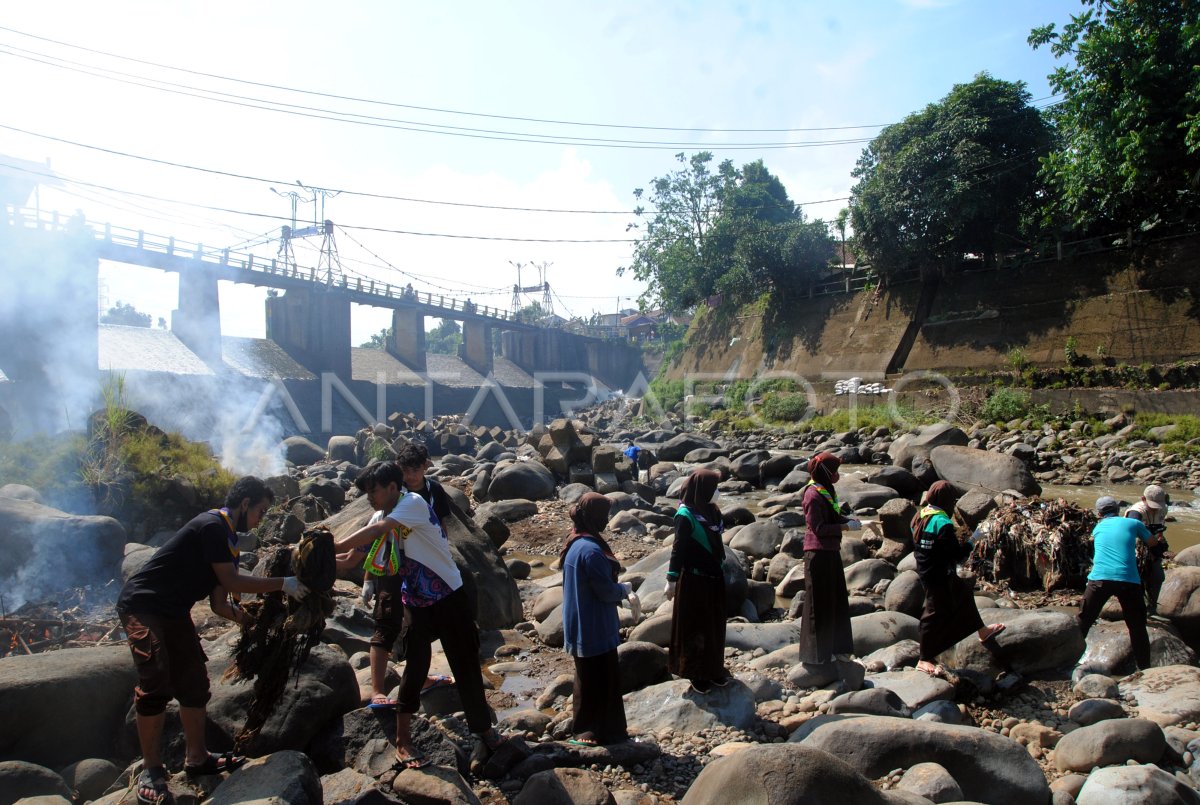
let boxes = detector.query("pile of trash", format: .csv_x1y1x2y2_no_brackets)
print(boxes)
965,497,1098,592
834,377,891,396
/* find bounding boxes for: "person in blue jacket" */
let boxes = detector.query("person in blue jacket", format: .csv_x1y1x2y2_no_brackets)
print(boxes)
561,492,639,745
1078,495,1163,670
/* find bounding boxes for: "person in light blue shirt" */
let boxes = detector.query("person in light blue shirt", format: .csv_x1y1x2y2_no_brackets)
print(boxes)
1077,496,1162,670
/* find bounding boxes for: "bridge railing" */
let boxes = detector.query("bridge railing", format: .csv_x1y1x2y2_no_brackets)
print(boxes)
4,206,516,323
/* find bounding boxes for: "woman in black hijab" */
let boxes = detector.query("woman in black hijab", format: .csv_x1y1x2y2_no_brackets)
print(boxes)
665,468,729,693
913,481,1005,677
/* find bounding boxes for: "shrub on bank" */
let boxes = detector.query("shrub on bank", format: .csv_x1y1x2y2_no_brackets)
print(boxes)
981,388,1033,423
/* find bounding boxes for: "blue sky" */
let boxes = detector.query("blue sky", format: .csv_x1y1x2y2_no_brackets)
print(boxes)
0,0,1078,345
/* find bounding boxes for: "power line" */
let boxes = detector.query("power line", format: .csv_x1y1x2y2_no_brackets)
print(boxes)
0,122,857,215
0,44,877,151
0,160,642,243
0,24,896,135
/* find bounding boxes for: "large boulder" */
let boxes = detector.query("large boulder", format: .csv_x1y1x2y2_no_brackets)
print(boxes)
617,642,670,693
322,495,522,629
883,571,925,618
623,679,755,734
1077,764,1200,805
208,751,322,805
514,768,614,805
656,434,721,462
941,607,1084,675
283,435,325,466
729,521,784,560
124,643,358,765
834,480,900,511
1158,567,1200,644
0,645,135,769
1053,718,1166,772
487,461,556,501
0,497,126,608
928,445,1041,497
1119,665,1200,727
794,715,1050,805
865,467,923,499
679,743,889,805
888,424,969,471
1076,621,1195,677
0,761,72,805
851,611,921,657
845,559,896,592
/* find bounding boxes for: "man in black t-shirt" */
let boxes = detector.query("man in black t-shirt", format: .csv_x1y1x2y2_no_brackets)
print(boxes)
116,476,309,804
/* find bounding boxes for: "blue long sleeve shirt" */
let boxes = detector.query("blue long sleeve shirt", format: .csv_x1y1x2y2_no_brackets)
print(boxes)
562,537,626,658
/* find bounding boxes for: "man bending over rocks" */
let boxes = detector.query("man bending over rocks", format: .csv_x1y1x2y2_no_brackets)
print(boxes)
116,476,310,805
1077,495,1162,671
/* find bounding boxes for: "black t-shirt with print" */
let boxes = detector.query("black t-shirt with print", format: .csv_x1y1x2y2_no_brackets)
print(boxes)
117,511,237,619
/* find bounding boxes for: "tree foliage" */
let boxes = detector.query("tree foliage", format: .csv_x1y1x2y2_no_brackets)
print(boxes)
1029,0,1200,230
100,301,152,327
360,326,391,349
849,73,1052,279
621,153,834,311
426,318,462,355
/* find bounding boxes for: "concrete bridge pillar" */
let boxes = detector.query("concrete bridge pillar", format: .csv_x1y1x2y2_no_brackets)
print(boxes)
266,288,351,379
459,320,493,376
387,308,426,371
499,330,538,374
172,269,222,365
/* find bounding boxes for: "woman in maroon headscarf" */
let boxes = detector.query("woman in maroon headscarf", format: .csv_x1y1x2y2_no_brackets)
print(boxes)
665,468,729,693
561,492,637,745
913,481,1005,677
798,452,860,665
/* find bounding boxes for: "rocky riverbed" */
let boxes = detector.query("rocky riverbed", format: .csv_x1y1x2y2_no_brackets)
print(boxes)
4,403,1200,804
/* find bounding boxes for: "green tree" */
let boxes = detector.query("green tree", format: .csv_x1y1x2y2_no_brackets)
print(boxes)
849,73,1052,279
426,318,462,354
833,208,850,269
1029,0,1200,230
360,327,392,348
619,152,737,312
100,301,151,327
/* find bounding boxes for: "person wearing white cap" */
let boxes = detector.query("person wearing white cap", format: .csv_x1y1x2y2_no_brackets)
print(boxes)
1125,485,1170,617
1078,495,1162,670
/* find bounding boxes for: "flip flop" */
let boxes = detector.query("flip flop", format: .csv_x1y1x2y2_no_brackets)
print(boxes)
394,751,432,770
368,695,398,710
184,751,246,777
567,737,598,747
980,623,1007,643
916,662,948,680
136,767,173,805
420,674,454,695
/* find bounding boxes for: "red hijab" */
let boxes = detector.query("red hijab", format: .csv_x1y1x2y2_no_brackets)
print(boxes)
912,480,960,535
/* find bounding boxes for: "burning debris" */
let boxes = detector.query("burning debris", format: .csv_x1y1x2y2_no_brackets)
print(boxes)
0,583,122,657
222,526,336,749
965,497,1098,592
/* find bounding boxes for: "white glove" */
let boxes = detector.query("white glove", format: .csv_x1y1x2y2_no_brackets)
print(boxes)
361,579,377,607
281,576,310,600
627,593,642,623
619,582,634,598
845,518,862,532
664,580,677,600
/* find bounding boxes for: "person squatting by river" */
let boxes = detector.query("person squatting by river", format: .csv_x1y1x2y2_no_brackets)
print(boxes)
664,468,731,692
798,452,860,666
561,492,639,745
116,476,310,805
333,461,505,771
1125,484,1170,617
911,481,1006,678
1077,495,1163,671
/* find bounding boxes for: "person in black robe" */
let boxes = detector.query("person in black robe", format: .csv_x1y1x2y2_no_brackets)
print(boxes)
665,468,729,693
913,481,1006,677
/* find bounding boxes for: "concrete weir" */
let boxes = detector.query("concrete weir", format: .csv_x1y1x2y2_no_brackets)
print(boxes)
0,218,645,438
